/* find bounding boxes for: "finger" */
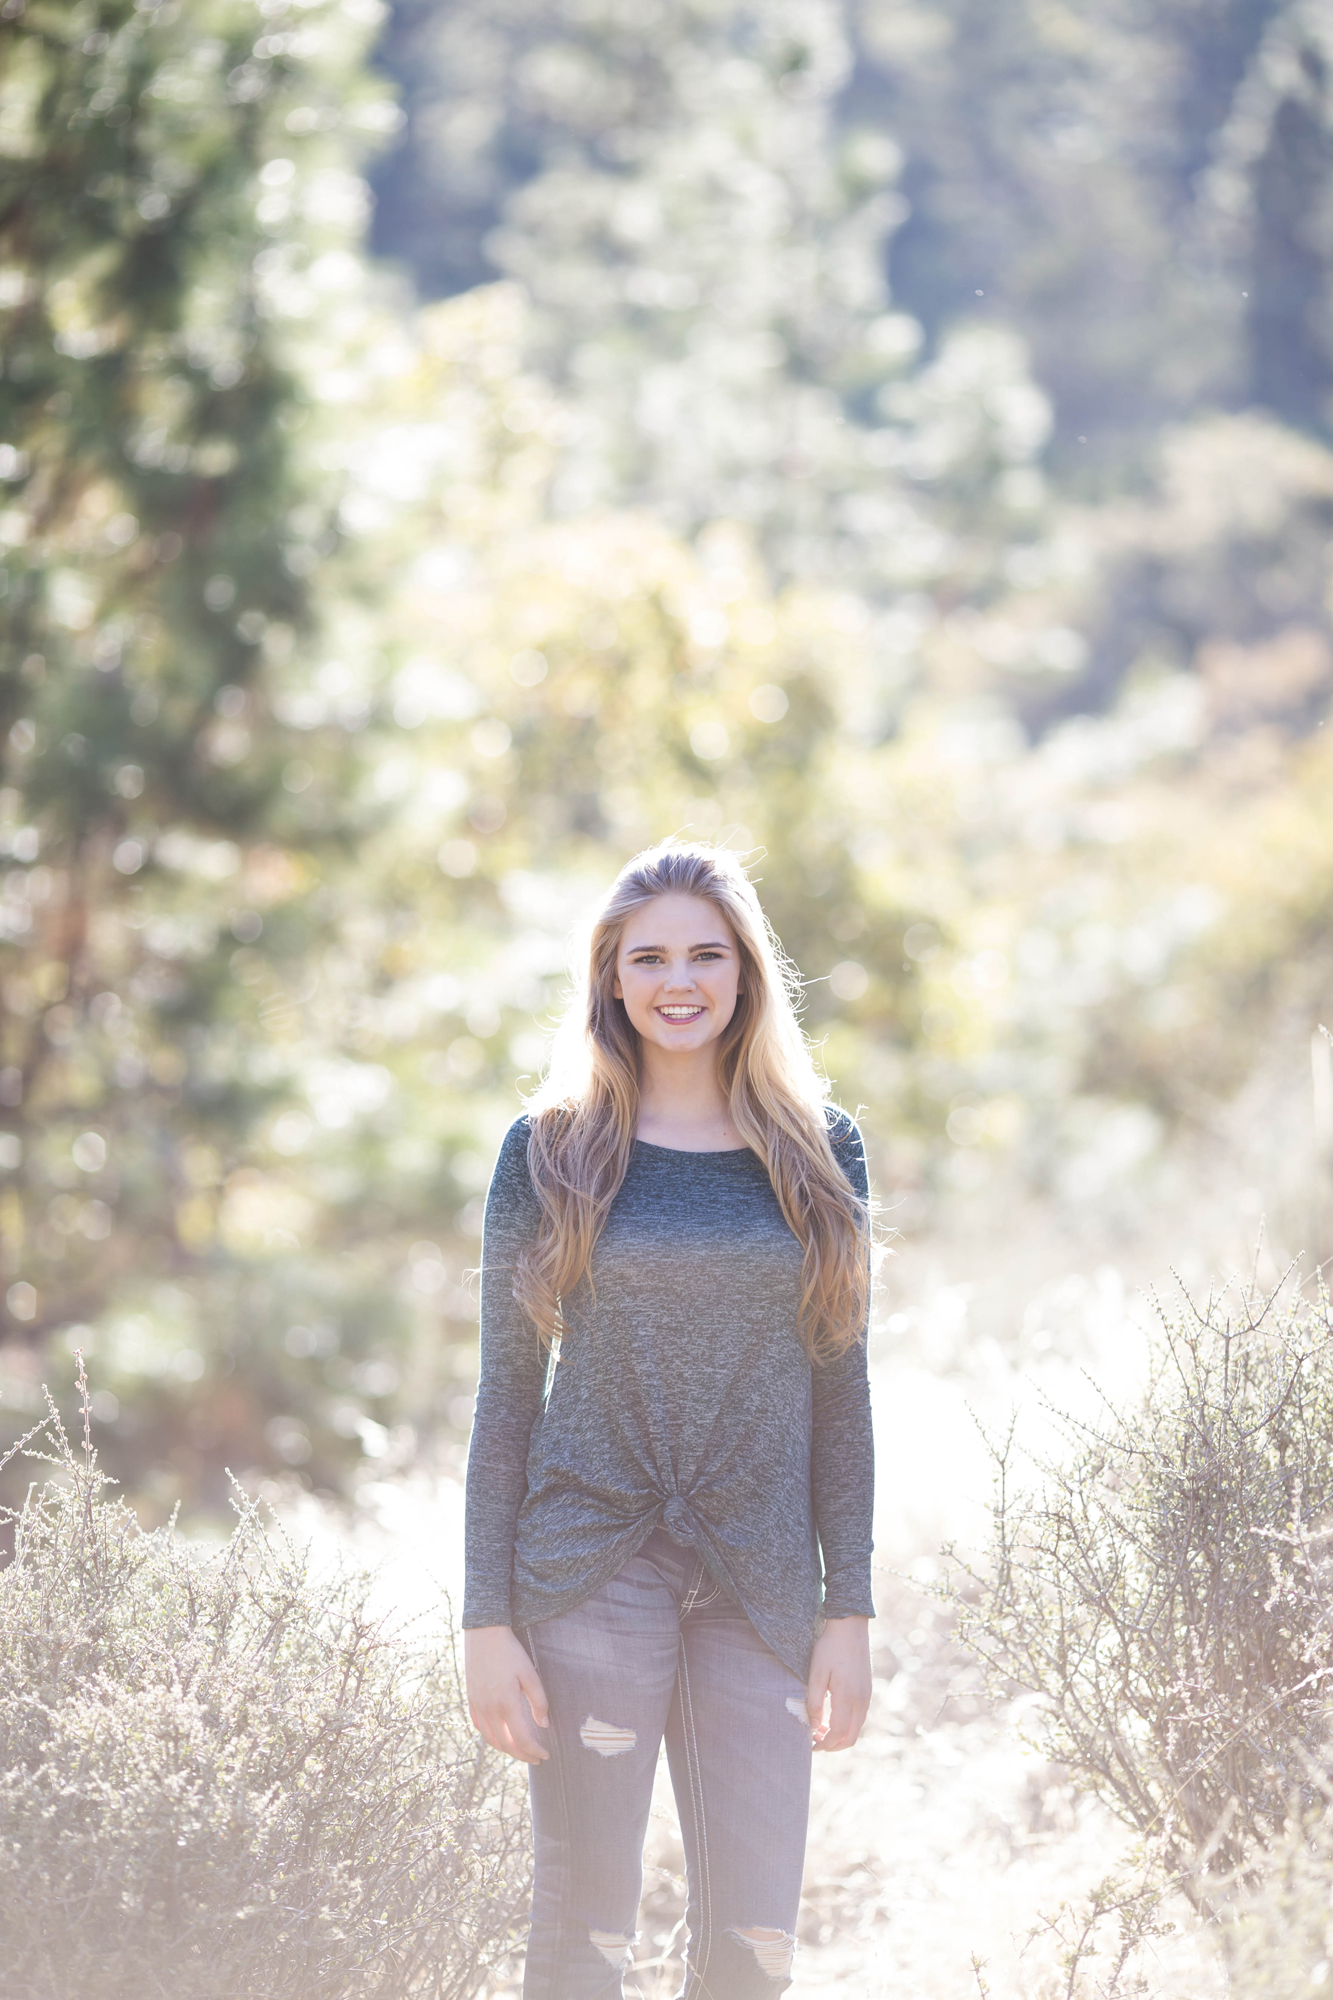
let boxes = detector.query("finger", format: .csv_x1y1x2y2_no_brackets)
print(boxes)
813,1678,844,1750
518,1659,550,1730
815,1720,857,1750
497,1727,539,1764
502,1700,550,1763
469,1699,502,1750
804,1670,831,1741
491,1718,543,1765
472,1708,507,1756
473,1702,544,1764
817,1683,869,1752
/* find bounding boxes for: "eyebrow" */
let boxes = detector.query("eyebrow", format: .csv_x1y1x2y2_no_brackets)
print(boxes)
623,938,734,953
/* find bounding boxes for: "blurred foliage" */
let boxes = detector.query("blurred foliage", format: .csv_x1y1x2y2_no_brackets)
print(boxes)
854,0,1333,448
373,0,1333,455
2,0,1333,1519
0,0,411,1509
1230,1791,1333,1998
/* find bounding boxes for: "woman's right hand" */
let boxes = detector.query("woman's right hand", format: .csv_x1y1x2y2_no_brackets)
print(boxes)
464,1626,551,1764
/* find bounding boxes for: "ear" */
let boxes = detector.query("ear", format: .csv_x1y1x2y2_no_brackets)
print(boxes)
612,975,623,999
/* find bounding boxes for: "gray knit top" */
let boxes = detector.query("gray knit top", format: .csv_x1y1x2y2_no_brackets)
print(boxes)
462,1109,875,1679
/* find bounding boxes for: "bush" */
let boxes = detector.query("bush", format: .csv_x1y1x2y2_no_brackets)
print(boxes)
1226,1798,1333,1999
0,1374,530,1999
953,1275,1333,1914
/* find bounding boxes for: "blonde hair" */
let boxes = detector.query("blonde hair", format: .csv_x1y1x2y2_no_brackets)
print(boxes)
516,840,869,1361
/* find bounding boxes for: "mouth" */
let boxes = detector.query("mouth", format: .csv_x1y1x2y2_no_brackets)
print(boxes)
656,1005,705,1023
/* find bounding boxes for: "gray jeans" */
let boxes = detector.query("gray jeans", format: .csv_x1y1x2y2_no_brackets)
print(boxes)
521,1527,813,1999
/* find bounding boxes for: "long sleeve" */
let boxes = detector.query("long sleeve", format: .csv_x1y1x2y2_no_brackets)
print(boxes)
810,1115,876,1619
462,1117,548,1629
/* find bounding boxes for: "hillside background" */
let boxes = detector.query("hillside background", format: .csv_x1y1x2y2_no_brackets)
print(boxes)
3,0,1333,1533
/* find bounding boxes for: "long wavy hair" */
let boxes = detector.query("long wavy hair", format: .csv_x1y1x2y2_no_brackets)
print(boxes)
515,841,870,1361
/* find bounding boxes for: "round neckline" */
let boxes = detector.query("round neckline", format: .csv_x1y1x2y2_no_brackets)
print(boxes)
634,1137,754,1158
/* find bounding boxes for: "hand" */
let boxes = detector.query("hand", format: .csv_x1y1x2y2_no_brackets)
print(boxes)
804,1615,872,1752
464,1625,550,1764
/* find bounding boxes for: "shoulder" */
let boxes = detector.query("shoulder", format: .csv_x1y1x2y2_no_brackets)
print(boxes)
482,1116,543,1239
488,1115,535,1194
500,1111,533,1152
823,1104,868,1196
823,1104,863,1156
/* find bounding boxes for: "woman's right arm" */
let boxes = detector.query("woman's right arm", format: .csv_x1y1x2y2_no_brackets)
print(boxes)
462,1118,551,1762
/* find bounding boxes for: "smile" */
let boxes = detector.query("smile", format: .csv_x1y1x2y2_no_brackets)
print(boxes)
657,1005,705,1021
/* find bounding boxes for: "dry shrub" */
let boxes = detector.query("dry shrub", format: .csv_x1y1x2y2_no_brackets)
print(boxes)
953,1273,1333,1917
1226,1792,1333,1998
0,1372,529,2000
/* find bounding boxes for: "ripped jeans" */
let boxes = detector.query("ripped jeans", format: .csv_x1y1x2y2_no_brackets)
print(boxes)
520,1527,812,2000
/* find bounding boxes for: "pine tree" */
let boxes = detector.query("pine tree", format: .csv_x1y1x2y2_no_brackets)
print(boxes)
0,0,396,1509
370,0,934,588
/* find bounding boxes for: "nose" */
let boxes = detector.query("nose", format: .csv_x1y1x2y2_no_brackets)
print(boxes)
663,959,698,991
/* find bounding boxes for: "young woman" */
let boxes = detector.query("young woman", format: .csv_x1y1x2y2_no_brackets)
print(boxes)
463,840,874,1999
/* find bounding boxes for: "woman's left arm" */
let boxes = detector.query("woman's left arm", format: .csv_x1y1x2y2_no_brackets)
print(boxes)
809,1336,875,1750
810,1333,875,1622
807,1113,876,1750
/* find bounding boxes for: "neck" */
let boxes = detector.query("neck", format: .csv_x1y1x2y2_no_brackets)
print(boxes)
634,1043,738,1149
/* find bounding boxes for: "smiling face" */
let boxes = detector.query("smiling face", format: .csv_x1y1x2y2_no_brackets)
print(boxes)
611,892,743,1060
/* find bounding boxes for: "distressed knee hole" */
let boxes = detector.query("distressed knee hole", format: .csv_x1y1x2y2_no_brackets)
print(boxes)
730,1926,795,1980
784,1696,811,1725
589,1927,634,1970
580,1714,637,1757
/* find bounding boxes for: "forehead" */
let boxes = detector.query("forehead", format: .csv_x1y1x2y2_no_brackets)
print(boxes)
618,891,735,950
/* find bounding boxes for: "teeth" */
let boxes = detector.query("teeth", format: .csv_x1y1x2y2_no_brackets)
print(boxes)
659,1006,702,1017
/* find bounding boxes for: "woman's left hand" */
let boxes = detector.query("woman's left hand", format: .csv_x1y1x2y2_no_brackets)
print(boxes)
804,1615,872,1752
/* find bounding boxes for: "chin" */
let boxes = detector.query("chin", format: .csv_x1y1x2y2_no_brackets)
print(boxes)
646,1023,711,1047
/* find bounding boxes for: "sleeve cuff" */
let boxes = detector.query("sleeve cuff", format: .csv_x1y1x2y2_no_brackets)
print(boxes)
821,1575,876,1620
461,1601,514,1629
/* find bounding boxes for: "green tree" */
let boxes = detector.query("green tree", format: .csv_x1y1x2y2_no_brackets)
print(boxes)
851,0,1333,451
0,0,397,1509
369,0,940,590
6,0,1333,1533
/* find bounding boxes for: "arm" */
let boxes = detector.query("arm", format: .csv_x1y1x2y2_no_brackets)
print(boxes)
465,1625,550,1764
805,1616,872,1752
463,1119,551,1763
806,1113,876,1750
